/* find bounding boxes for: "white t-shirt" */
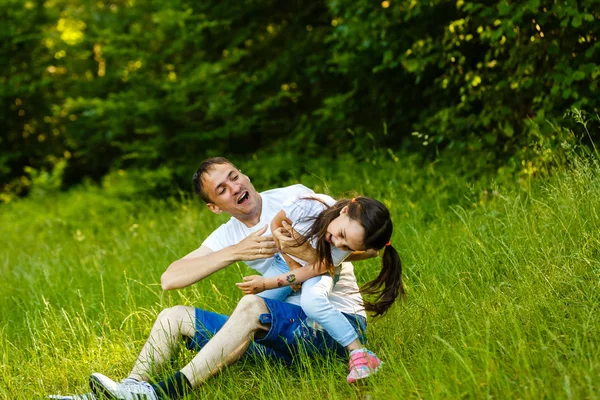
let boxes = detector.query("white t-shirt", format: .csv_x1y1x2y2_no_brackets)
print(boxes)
299,261,365,318
201,185,366,317
281,193,352,267
280,194,366,317
202,184,314,275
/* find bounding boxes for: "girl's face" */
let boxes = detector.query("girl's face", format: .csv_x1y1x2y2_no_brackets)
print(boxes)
326,206,366,251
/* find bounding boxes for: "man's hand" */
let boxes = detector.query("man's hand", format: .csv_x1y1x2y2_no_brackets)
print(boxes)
236,275,266,294
233,225,277,261
273,221,317,263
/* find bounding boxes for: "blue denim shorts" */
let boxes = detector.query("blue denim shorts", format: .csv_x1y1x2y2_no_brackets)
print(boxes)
187,297,367,364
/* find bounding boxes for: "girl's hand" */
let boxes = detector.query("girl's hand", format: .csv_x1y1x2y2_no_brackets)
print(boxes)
236,275,266,294
274,221,317,263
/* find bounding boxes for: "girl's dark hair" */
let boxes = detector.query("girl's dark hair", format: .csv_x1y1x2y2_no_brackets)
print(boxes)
298,196,405,317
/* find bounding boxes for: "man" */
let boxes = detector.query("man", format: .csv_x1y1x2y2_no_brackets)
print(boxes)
51,157,371,400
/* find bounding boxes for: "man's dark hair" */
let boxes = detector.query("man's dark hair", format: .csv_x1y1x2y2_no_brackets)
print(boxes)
192,157,237,203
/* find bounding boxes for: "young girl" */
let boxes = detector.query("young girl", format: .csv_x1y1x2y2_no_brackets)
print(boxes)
236,195,404,383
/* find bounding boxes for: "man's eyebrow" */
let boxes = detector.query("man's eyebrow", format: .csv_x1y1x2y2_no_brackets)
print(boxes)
214,170,236,194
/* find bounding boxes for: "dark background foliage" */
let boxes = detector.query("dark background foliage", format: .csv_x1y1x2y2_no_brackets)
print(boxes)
2,0,599,199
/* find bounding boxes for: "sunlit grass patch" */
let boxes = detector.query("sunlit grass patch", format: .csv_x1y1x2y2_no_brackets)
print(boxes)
2,150,600,399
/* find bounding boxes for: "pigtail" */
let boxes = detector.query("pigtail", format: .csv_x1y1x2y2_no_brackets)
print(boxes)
361,244,404,317
290,195,406,311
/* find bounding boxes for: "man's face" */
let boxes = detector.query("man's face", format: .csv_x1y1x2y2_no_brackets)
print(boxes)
201,163,261,220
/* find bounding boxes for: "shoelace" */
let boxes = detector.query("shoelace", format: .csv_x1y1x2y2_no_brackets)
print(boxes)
118,380,158,400
47,394,96,400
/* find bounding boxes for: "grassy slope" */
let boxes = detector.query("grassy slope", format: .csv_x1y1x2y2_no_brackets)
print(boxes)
1,153,599,399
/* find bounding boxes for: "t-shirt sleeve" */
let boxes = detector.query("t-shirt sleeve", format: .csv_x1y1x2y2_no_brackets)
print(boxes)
281,195,327,238
201,223,231,252
282,194,350,265
331,247,352,266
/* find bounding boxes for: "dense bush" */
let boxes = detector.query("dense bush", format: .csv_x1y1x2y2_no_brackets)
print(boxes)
1,0,599,200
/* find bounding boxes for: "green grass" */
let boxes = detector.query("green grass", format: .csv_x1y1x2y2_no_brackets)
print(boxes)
1,150,599,399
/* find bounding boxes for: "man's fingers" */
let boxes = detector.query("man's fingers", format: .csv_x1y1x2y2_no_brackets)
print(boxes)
254,249,277,259
255,242,277,253
251,225,268,236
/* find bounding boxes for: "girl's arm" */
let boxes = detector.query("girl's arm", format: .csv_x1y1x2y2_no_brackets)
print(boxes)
270,210,292,249
272,219,318,264
271,210,303,270
275,221,377,263
345,249,379,261
272,210,318,267
236,262,328,294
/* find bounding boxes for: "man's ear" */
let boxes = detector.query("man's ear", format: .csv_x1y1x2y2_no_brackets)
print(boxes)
340,205,349,215
240,170,250,182
206,203,223,214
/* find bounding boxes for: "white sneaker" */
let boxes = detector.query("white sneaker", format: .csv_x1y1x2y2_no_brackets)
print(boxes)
89,373,158,400
48,394,96,400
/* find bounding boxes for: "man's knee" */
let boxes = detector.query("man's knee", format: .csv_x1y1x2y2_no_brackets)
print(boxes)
157,305,191,321
155,305,195,336
235,295,267,313
232,295,268,324
232,295,271,339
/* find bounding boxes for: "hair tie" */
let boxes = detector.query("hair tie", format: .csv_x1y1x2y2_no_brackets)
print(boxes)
385,241,391,247
351,198,357,203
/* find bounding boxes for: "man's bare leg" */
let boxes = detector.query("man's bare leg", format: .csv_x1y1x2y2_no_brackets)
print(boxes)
90,296,270,399
180,295,269,387
128,305,197,382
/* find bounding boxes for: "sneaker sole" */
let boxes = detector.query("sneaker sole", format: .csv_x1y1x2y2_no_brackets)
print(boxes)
89,375,117,400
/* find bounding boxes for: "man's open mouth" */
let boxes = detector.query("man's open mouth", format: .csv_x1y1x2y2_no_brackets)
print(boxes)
237,191,250,204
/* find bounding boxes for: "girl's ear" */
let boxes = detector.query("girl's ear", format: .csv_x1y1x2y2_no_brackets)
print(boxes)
340,205,349,215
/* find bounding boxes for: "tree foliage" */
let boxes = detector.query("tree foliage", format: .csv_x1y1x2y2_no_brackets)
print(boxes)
1,0,599,199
